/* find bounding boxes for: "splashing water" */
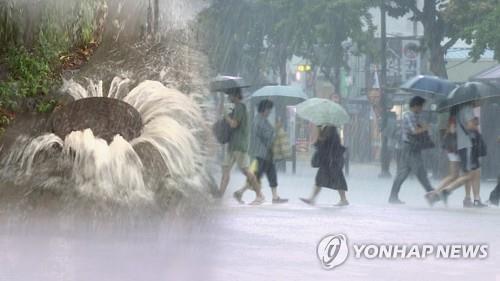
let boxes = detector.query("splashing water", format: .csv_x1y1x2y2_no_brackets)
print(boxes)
0,77,213,207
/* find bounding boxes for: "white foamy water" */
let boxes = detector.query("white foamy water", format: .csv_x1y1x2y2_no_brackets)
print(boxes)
64,129,150,201
0,78,212,204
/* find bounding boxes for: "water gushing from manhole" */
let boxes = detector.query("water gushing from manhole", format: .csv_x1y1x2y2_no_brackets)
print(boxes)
0,77,211,207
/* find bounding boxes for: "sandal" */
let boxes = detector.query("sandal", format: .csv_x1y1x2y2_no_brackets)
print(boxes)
249,196,265,205
233,191,244,204
272,197,289,204
300,198,315,206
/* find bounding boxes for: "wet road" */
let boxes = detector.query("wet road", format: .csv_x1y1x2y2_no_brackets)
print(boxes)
211,163,500,281
1,163,499,281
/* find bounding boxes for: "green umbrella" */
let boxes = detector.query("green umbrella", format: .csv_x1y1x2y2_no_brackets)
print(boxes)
296,98,350,126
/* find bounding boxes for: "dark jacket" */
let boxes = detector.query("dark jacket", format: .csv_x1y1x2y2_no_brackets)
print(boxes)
316,126,345,171
315,126,347,190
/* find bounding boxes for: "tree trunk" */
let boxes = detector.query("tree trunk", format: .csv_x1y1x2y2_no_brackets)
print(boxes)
279,49,287,85
422,0,448,78
147,0,153,35
332,40,343,99
429,46,448,78
154,0,160,35
333,65,341,98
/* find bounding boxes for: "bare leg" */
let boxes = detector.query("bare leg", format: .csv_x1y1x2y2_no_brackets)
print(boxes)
309,185,321,202
218,166,231,197
442,172,473,193
460,178,474,207
271,188,279,200
435,161,459,192
232,182,250,204
244,170,260,192
471,169,481,201
243,169,264,199
338,190,348,202
300,185,321,206
465,181,472,200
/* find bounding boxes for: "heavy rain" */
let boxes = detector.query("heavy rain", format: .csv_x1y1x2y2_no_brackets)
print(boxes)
0,0,500,280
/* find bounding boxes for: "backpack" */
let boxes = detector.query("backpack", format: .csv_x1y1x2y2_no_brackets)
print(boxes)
212,118,234,144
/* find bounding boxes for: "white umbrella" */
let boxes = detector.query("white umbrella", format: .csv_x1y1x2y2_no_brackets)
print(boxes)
296,98,349,126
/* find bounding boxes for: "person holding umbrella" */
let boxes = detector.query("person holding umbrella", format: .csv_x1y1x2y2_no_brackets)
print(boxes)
431,108,473,207
218,87,264,205
429,83,497,207
388,96,436,205
233,99,288,204
295,98,350,206
300,125,349,206
427,106,487,207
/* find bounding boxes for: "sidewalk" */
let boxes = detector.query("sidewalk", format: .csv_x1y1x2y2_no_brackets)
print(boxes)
217,160,496,208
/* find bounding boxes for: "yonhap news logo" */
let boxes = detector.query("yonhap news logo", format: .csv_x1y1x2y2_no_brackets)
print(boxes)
316,234,349,270
317,234,489,270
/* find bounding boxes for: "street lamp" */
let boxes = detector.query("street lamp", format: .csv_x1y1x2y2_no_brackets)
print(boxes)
379,0,391,178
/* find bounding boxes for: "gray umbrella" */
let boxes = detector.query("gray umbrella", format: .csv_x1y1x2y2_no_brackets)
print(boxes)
210,75,251,92
437,81,500,112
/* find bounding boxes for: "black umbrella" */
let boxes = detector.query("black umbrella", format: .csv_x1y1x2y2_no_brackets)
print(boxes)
437,81,500,112
210,75,251,92
401,75,457,97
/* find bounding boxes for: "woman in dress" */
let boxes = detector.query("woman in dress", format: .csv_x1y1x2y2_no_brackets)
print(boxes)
300,125,348,206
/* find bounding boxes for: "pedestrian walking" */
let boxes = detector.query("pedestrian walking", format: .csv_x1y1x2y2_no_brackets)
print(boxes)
300,125,348,207
218,87,264,204
388,96,436,205
380,112,398,178
233,100,288,204
430,111,487,207
425,108,472,207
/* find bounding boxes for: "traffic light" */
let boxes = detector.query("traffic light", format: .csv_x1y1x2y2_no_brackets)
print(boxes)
297,64,312,72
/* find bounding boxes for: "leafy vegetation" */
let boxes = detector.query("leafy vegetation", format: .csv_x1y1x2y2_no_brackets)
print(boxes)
198,0,375,93
0,0,107,136
385,0,500,78
445,0,500,62
201,0,500,83
267,0,375,93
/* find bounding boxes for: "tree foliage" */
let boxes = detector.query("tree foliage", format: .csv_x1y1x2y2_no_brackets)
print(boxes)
445,0,500,61
198,0,375,91
386,0,500,78
197,0,272,85
385,0,456,78
292,0,375,92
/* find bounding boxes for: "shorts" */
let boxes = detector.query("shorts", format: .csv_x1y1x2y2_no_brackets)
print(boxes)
447,153,460,162
458,148,479,172
253,158,278,188
222,149,250,170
